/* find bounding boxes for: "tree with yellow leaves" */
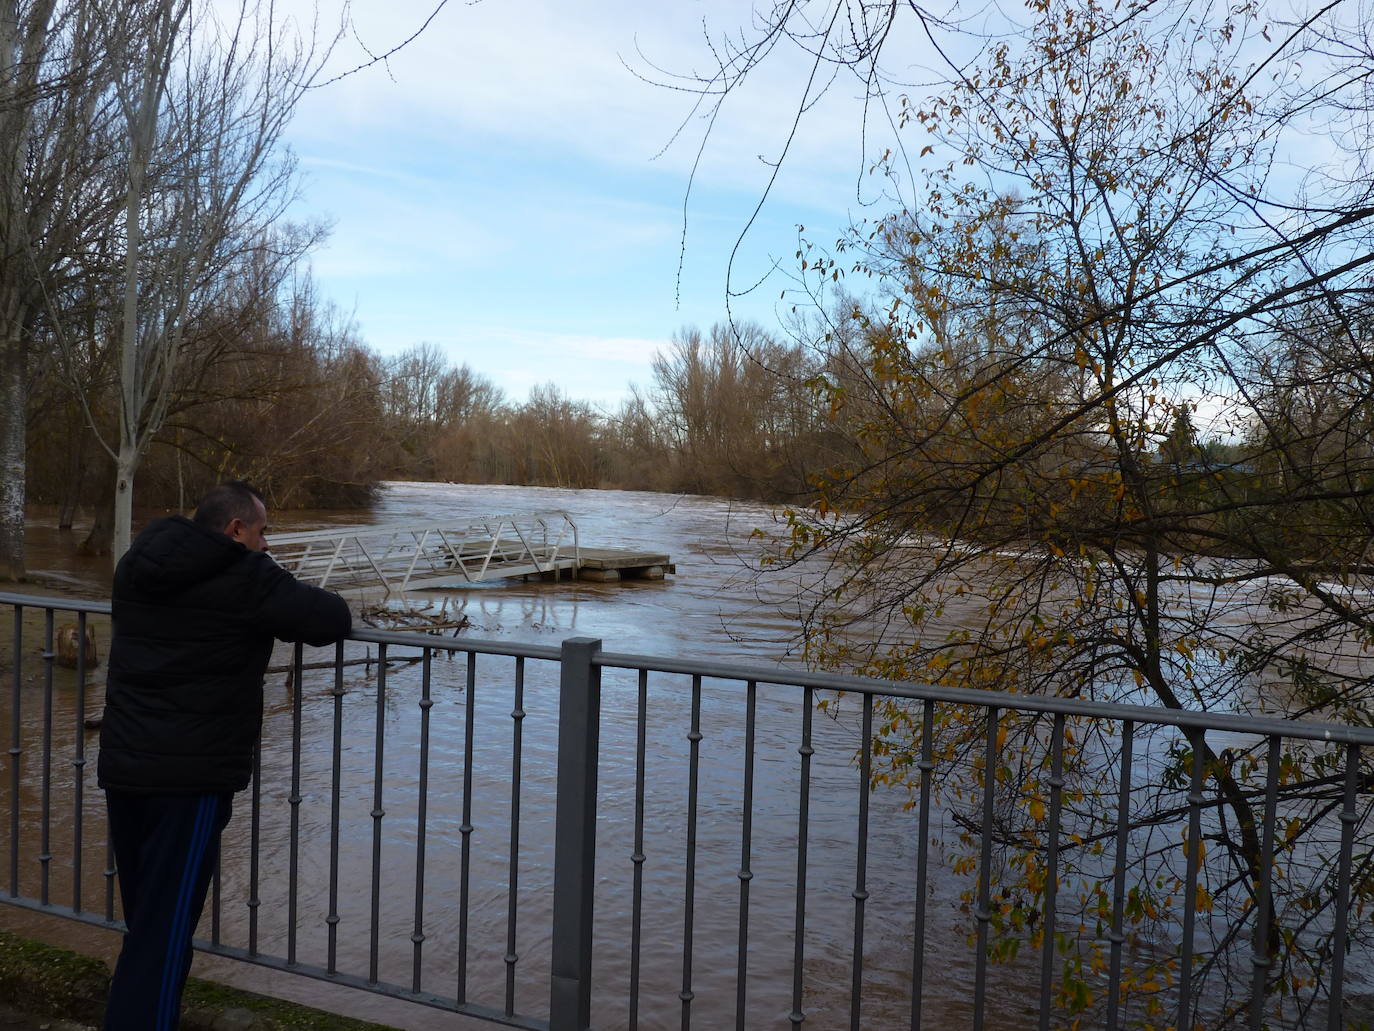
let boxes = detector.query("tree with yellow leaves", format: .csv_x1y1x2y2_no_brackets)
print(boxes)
689,0,1374,1024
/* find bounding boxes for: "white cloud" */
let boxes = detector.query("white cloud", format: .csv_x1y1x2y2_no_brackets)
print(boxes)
233,0,917,404
485,328,667,366
477,328,669,407
285,0,916,211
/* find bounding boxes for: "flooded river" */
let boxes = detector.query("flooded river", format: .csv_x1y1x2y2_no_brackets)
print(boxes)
6,482,1364,1029
9,483,1006,1030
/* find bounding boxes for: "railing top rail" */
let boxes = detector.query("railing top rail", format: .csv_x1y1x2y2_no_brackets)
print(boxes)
0,591,111,615
7,590,1374,746
592,648,1374,746
351,626,563,662
271,511,576,545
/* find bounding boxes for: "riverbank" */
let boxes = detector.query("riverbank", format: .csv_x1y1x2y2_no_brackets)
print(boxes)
0,929,399,1030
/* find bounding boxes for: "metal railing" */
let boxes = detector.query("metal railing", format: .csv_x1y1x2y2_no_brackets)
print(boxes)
3,590,1374,1030
268,511,582,593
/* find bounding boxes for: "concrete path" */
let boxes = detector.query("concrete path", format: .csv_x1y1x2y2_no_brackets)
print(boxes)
0,1006,93,1031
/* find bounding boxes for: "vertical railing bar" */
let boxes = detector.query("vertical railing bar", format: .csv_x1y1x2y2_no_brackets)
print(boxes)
457,651,477,1003
211,715,225,943
327,639,345,974
1248,736,1281,1031
1036,712,1067,1031
369,643,388,985
8,604,20,899
971,707,999,1031
629,667,648,1030
211,850,222,945
550,637,601,1031
39,609,54,906
1327,742,1360,1031
413,649,434,994
72,611,88,913
789,685,815,1027
504,656,526,1016
735,679,757,1031
849,693,874,1031
1105,720,1136,1031
287,642,304,966
248,738,263,956
103,807,116,923
911,698,935,1031
681,674,703,1030
1178,735,1207,1031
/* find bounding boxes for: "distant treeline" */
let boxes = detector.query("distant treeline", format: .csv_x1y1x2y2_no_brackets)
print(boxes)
24,278,836,546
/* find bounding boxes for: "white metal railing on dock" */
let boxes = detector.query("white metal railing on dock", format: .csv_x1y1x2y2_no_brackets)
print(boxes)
269,511,581,594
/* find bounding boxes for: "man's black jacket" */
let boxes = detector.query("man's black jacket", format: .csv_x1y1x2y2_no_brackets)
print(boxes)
98,515,352,794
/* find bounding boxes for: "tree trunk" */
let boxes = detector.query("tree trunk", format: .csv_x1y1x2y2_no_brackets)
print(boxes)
80,446,115,556
57,487,79,531
113,74,149,568
0,0,59,580
111,0,181,569
111,440,137,565
81,505,114,556
0,329,24,580
80,494,114,557
57,405,87,530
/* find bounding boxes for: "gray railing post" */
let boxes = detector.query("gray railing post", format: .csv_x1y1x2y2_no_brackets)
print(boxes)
550,637,602,1031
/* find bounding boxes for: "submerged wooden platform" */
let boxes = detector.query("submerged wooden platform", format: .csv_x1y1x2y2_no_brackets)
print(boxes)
548,547,675,583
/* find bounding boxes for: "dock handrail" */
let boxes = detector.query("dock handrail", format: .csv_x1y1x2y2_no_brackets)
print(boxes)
268,510,581,593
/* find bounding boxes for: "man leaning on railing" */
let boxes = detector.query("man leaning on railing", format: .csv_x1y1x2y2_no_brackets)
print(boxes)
96,480,352,1031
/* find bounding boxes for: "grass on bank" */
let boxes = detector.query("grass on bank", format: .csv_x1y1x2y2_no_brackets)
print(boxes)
0,929,400,1030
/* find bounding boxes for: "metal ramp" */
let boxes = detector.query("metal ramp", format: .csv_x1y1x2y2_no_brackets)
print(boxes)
269,511,580,594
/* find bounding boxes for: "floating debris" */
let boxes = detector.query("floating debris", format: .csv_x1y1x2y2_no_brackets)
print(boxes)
357,601,471,636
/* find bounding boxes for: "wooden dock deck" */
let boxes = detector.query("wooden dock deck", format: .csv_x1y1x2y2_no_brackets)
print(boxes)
551,547,675,583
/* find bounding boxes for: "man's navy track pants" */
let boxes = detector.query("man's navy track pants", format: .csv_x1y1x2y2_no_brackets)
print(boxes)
102,791,233,1031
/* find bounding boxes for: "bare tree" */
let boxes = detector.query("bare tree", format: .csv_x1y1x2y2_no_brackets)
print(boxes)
104,0,334,562
650,322,824,497
0,0,454,574
662,0,1374,1022
0,0,123,579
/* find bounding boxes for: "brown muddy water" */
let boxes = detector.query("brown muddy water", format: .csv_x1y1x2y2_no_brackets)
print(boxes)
4,482,1354,1029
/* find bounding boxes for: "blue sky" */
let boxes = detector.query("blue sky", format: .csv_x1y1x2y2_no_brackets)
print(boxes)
280,0,922,409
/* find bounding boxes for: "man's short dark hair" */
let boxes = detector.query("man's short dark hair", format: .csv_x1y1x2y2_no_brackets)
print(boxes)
193,480,265,533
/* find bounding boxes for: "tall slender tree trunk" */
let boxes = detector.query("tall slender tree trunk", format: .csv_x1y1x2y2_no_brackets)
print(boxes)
81,496,113,556
113,102,145,564
56,408,85,530
0,330,24,580
114,32,150,565
111,0,181,566
77,445,112,558
0,0,58,581
0,4,27,581
112,441,137,561
79,446,114,556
